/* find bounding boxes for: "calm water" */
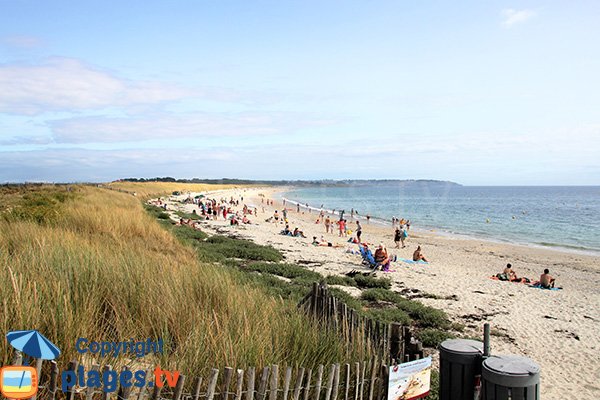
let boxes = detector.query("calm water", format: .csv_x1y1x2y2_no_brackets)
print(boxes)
283,184,600,254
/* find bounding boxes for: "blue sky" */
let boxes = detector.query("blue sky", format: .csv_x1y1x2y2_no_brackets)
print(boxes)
1,1,599,184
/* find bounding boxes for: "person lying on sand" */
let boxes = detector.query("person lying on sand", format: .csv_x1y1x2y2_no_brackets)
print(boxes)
413,246,429,262
312,236,343,248
540,269,556,288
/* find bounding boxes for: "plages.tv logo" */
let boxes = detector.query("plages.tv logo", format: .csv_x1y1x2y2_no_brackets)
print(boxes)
2,330,180,398
1,330,60,399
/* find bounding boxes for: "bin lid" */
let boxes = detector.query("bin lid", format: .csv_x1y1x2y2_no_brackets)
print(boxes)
482,355,540,387
483,355,540,376
439,339,484,355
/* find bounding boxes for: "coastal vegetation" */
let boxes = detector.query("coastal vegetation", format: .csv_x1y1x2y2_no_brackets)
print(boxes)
0,184,370,376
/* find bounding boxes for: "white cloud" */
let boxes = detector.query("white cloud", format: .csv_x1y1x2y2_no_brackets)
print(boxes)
0,58,196,115
501,9,536,27
46,112,339,143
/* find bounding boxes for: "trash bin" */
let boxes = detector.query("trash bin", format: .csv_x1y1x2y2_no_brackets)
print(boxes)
439,339,484,400
481,355,540,400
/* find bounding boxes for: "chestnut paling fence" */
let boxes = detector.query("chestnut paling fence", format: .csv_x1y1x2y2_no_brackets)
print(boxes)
11,283,426,400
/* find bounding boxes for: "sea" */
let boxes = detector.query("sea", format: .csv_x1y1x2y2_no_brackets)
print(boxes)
281,184,600,255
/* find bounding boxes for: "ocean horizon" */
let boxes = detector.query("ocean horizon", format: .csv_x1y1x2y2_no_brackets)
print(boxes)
281,184,600,255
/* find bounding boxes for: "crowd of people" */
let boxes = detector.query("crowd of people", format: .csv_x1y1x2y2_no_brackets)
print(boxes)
164,193,559,289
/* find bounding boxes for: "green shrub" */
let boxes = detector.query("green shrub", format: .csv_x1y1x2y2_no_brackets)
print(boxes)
366,308,411,325
325,275,358,287
353,275,391,289
361,289,450,329
244,262,321,281
400,302,450,329
361,288,401,303
416,328,455,348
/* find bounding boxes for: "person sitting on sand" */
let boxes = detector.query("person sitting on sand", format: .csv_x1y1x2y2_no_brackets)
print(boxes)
374,243,391,271
273,210,279,222
292,227,306,238
242,216,251,224
413,246,429,262
540,269,556,288
503,263,518,281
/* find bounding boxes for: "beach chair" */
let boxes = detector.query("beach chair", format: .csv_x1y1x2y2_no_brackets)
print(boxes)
360,246,378,269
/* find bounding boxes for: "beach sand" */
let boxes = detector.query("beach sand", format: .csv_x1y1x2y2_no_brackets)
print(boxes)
160,187,600,399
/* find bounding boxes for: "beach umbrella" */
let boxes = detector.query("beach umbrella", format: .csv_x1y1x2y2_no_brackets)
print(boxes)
6,330,61,360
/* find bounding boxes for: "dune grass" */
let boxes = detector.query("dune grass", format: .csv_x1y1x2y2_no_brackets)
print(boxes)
105,181,241,199
0,184,369,377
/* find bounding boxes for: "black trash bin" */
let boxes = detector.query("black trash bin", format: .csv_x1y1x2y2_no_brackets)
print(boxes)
439,339,484,400
481,355,540,400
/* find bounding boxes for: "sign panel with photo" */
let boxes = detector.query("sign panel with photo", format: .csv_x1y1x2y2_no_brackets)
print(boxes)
388,357,432,400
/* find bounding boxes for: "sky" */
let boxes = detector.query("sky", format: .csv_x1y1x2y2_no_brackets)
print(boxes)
1,1,599,185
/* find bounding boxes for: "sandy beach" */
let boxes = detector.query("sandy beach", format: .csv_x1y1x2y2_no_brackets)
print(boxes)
160,187,600,399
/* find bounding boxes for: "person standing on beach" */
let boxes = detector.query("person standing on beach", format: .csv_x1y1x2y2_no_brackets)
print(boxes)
399,225,407,248
366,214,371,224
325,216,331,233
356,221,362,242
283,208,287,221
337,219,346,237
351,208,354,220
297,203,300,213
394,228,402,249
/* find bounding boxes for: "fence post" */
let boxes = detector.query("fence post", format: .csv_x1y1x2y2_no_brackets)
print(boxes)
66,360,78,400
343,364,350,400
49,361,59,400
246,367,256,400
292,367,305,400
331,364,340,400
282,366,292,400
324,364,335,400
314,365,324,400
223,367,234,400
269,365,279,400
173,374,186,400
235,369,245,400
192,377,203,400
257,366,271,400
102,365,113,400
206,368,220,400
303,369,313,400
117,366,134,400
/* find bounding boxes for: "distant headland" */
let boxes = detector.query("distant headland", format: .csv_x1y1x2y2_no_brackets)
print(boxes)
118,177,462,187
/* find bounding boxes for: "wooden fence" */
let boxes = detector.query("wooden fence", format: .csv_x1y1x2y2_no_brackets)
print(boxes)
298,283,423,364
12,353,396,400
12,284,426,399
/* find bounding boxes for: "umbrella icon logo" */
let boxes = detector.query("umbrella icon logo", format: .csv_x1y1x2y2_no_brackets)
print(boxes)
1,330,61,399
6,330,61,361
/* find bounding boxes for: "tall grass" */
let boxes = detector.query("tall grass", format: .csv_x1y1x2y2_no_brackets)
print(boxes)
105,181,241,198
0,185,368,377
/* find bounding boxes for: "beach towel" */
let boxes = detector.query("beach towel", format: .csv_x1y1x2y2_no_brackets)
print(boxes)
528,282,562,290
398,258,428,265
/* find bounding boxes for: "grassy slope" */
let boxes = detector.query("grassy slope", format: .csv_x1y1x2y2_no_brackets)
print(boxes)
0,184,366,375
105,181,243,198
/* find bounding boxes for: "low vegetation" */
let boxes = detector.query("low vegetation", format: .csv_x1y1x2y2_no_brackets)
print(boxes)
0,184,369,377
